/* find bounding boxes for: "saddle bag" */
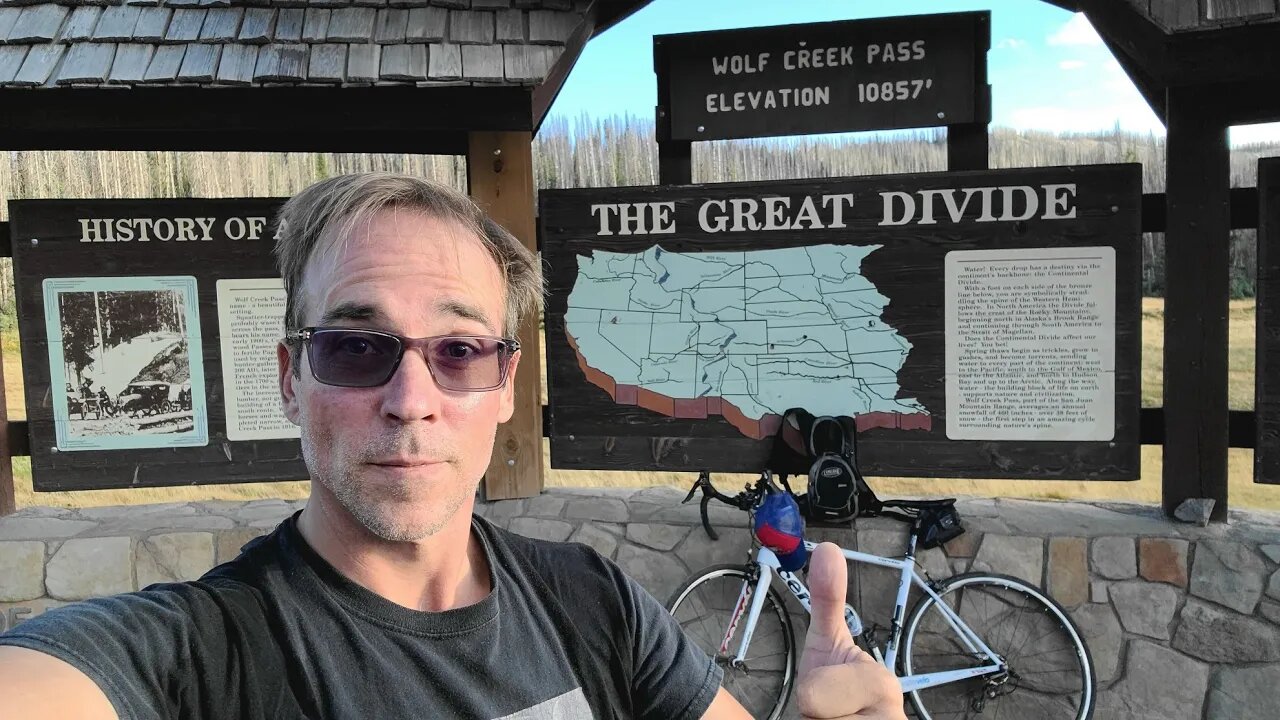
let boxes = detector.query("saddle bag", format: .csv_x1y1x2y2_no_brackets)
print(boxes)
916,502,965,550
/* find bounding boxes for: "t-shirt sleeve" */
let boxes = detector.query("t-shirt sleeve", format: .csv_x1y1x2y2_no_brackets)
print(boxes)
0,583,234,720
618,569,723,720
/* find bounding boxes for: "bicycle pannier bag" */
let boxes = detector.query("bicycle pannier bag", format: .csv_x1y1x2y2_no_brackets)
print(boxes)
917,503,964,550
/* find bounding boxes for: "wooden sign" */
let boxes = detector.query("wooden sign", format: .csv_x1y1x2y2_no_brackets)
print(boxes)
8,198,306,491
654,12,988,142
1257,157,1280,484
542,164,1143,479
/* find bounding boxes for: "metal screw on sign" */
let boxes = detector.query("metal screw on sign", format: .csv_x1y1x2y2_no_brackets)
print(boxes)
568,435,576,441
50,447,57,453
936,112,946,120
506,459,515,466
1111,206,1119,213
493,147,504,174
697,126,705,133
30,238,38,246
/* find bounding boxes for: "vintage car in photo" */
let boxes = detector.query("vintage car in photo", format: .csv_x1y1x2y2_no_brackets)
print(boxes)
118,381,179,417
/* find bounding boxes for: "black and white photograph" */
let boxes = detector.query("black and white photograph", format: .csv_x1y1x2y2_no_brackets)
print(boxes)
42,276,209,451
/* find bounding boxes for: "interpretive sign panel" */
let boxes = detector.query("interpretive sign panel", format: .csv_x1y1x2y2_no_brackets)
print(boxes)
945,247,1116,442
541,164,1142,479
215,278,300,443
1257,157,1280,484
654,12,988,142
9,198,305,491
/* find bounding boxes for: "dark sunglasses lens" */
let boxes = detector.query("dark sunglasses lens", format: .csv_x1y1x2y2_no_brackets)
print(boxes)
427,337,508,390
308,330,402,387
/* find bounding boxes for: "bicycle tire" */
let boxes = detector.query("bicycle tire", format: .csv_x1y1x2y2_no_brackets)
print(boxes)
666,564,797,720
901,572,1096,720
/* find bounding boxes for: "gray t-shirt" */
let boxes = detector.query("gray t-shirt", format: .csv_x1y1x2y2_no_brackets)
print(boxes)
0,513,721,719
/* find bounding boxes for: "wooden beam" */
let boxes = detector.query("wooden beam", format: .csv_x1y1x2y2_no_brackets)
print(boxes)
1079,0,1170,119
531,0,596,130
0,86,533,153
1140,407,1255,448
467,130,544,500
6,421,28,457
1141,187,1259,232
1169,21,1280,87
1163,85,1231,520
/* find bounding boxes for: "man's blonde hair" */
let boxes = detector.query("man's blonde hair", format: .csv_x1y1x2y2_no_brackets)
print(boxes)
273,173,543,368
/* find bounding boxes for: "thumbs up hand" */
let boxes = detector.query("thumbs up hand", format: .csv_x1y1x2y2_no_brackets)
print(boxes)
795,543,906,719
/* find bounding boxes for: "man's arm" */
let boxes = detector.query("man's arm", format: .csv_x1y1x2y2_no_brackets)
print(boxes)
0,647,119,720
700,687,754,719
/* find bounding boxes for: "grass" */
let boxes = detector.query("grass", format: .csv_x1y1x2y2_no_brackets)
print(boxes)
7,299,1278,511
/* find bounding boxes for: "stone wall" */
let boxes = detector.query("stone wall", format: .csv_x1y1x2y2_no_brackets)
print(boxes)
2,488,1279,719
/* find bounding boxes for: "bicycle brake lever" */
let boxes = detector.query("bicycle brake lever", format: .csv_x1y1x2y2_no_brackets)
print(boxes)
681,484,698,504
700,494,720,541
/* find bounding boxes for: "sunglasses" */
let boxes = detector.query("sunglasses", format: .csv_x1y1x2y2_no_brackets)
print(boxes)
286,327,520,391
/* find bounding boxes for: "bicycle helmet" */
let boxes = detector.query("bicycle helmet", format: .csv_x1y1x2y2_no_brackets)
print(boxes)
753,489,807,571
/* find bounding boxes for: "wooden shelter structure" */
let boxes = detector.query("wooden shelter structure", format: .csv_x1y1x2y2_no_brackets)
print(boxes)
1049,0,1280,520
0,0,651,513
0,0,1277,522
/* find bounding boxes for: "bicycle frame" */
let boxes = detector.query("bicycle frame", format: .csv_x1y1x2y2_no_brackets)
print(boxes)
725,540,1006,693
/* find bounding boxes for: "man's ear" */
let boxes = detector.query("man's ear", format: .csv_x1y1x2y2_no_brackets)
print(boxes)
278,342,302,426
497,350,520,424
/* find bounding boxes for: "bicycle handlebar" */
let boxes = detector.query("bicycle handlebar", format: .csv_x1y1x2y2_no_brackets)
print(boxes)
681,470,774,541
682,470,927,541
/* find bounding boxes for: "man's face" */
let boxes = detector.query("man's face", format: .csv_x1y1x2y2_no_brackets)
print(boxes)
279,207,518,542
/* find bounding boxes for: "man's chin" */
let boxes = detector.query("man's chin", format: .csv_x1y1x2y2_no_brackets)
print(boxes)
343,494,467,544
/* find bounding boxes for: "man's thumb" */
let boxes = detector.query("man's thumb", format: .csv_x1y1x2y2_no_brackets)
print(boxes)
805,542,850,645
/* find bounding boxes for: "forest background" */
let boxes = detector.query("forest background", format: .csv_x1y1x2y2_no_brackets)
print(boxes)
1,116,1277,509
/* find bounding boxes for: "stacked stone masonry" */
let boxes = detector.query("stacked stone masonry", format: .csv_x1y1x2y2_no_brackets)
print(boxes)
1,490,1279,719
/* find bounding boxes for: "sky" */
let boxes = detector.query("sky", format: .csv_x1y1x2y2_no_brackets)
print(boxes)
544,0,1280,146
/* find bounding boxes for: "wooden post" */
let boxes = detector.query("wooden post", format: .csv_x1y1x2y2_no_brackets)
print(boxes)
658,139,693,185
0,223,13,516
1163,85,1230,520
467,131,544,500
947,12,990,173
1256,158,1280,483
946,123,989,171
0,331,12,517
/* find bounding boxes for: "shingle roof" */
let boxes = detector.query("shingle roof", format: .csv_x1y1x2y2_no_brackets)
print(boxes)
0,0,585,88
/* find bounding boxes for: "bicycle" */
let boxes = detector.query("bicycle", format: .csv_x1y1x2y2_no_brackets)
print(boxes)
667,471,1096,720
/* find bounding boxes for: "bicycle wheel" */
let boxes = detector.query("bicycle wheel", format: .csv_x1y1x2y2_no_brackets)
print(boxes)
667,564,797,720
901,573,1095,720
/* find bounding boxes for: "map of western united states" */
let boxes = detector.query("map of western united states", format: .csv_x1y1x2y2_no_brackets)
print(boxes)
564,244,932,439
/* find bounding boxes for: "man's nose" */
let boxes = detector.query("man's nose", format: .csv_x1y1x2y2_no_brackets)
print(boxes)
378,347,443,421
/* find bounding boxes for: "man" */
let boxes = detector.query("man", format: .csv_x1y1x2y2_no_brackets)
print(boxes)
0,174,904,719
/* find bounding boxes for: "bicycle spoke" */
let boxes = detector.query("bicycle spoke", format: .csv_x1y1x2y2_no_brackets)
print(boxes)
903,576,1093,720
668,568,796,720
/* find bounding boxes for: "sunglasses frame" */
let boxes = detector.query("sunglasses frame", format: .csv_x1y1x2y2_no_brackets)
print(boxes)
286,326,521,391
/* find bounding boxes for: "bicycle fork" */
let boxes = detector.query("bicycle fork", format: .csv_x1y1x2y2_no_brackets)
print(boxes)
721,565,772,667
721,562,866,669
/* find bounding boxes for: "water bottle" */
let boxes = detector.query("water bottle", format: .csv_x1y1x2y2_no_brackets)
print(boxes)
844,603,863,636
